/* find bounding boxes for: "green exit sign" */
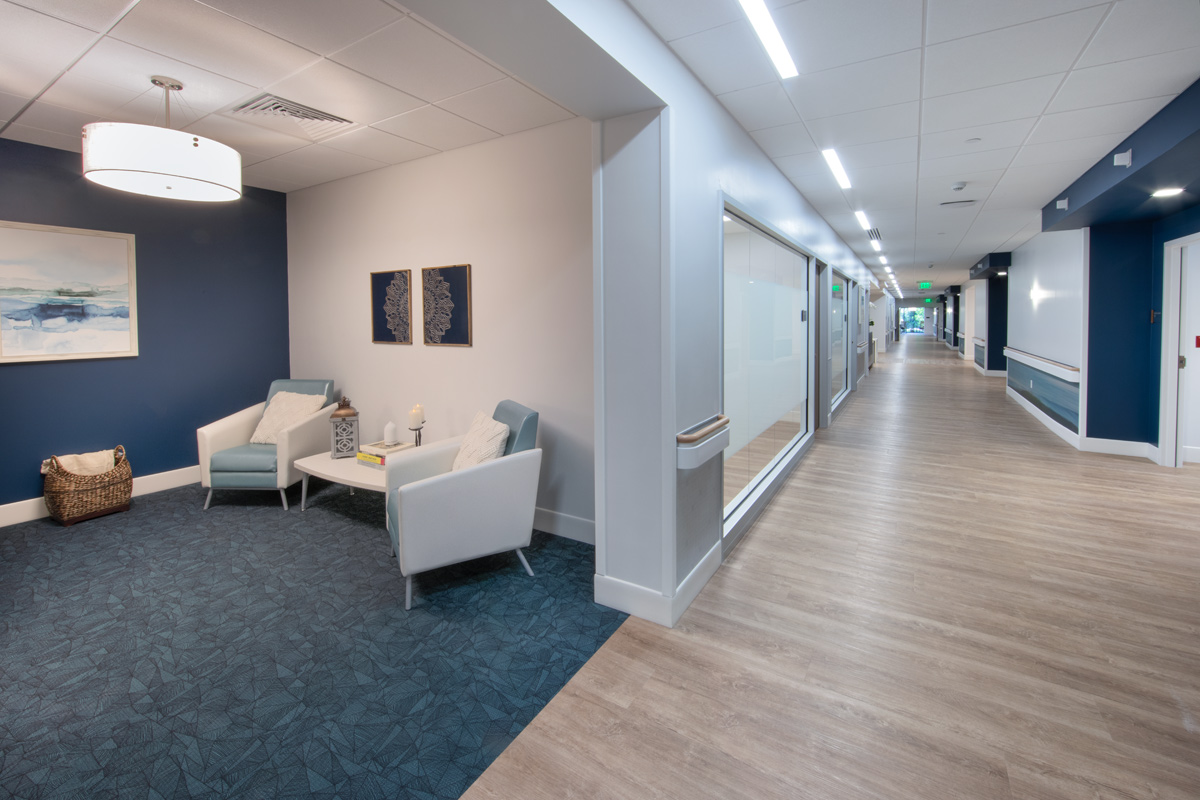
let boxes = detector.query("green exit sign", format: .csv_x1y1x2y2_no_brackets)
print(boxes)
832,284,841,291
919,281,932,289
924,298,932,303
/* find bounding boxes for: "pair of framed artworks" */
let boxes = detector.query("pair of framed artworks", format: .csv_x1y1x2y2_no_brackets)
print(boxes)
370,264,471,347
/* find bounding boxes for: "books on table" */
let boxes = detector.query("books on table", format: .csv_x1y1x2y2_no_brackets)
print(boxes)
357,440,414,469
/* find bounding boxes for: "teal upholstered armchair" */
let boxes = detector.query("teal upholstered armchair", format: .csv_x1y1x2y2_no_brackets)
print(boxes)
197,379,337,510
385,400,542,609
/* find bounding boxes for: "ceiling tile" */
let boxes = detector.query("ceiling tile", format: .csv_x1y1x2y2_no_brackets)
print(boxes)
67,38,255,114
804,102,920,149
774,150,827,179
2,122,83,152
750,121,817,158
923,7,1106,97
982,159,1096,209
1027,95,1174,144
241,172,307,193
785,50,920,121
196,0,405,56
331,16,504,103
920,118,1036,160
919,148,1019,178
0,3,95,96
925,0,1111,45
182,114,310,163
245,143,388,187
321,126,437,164
668,20,776,97
1077,0,1200,68
717,82,799,131
436,78,573,136
16,100,97,136
921,74,1062,135
839,137,919,171
266,59,425,125
1048,46,1200,113
918,169,1006,205
0,90,26,123
372,105,499,151
851,161,919,208
37,72,141,117
773,0,923,75
623,0,742,43
1008,133,1125,168
106,89,205,128
9,0,134,31
109,0,321,87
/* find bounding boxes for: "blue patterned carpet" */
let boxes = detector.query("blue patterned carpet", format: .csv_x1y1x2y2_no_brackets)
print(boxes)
0,483,625,799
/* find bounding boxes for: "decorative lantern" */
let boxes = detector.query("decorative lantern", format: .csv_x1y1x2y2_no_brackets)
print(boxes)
330,397,359,458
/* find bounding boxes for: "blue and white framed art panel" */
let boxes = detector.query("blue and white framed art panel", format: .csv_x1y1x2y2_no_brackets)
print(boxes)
422,264,472,347
371,269,412,344
0,219,137,364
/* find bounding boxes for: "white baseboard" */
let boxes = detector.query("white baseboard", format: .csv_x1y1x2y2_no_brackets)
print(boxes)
974,364,1005,377
1006,386,1081,449
534,507,595,544
0,465,201,528
1183,445,1200,464
593,540,721,628
1080,436,1158,462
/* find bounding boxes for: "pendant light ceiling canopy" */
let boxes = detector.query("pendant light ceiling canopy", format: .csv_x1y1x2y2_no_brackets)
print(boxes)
82,76,242,203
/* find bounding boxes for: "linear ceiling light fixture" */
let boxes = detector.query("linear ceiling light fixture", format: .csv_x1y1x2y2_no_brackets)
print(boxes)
1152,187,1184,197
879,256,888,265
737,0,798,79
82,76,241,202
821,149,851,189
870,240,881,251
855,210,871,230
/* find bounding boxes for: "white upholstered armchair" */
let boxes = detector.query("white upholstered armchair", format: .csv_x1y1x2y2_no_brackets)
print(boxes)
385,401,542,609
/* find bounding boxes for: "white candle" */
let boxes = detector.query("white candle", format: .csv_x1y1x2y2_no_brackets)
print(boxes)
409,407,422,428
415,404,425,423
384,421,397,444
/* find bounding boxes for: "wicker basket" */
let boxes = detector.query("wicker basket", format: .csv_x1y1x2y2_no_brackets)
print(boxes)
43,446,132,526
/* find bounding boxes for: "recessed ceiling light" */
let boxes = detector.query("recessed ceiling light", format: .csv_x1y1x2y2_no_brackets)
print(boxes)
996,271,1007,276
821,149,852,189
723,214,732,221
885,267,893,273
870,240,881,251
1152,187,1184,198
855,210,871,230
736,0,798,79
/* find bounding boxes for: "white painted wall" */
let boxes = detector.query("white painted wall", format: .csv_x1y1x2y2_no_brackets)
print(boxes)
1008,229,1087,368
287,118,596,539
974,279,988,339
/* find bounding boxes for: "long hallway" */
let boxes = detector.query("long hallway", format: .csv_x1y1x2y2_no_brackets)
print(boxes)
467,334,1200,799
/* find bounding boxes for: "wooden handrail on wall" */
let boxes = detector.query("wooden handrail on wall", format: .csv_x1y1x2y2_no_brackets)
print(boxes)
1003,346,1080,373
677,415,729,444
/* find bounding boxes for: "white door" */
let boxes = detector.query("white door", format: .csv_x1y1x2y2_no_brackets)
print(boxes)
1180,243,1200,463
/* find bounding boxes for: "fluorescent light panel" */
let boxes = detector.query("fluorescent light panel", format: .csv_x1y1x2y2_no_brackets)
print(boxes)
879,256,887,265
821,149,851,189
870,240,881,251
737,0,799,79
855,210,871,230
1152,187,1183,197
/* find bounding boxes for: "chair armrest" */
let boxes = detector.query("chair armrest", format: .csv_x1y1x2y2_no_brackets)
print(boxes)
392,449,542,576
277,402,338,487
197,402,265,487
384,436,464,495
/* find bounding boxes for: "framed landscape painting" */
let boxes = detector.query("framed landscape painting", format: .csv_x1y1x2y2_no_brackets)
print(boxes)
0,220,137,364
422,264,471,346
371,269,412,344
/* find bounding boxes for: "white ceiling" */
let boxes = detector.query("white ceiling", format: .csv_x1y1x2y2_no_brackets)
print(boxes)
0,0,575,194
628,0,1200,298
1,0,1198,300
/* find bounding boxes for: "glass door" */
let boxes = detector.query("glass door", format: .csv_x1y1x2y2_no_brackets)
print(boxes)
830,274,849,407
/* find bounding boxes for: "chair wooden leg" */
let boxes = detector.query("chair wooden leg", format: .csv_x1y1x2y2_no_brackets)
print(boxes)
405,575,412,610
204,489,213,510
279,489,289,510
516,548,534,576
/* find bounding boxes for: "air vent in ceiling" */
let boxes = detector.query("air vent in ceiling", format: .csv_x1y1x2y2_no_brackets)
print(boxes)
939,199,977,207
228,93,354,141
867,228,882,240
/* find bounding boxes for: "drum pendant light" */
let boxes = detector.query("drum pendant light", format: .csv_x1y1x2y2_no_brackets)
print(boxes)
82,76,242,202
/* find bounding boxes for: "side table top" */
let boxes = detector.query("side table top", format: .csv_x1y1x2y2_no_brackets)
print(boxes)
294,451,387,492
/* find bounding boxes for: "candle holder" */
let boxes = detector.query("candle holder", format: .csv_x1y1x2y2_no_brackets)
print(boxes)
408,425,423,447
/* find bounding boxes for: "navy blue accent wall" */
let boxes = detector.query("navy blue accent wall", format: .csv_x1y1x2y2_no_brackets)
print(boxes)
1087,221,1154,443
0,140,289,506
986,275,1008,372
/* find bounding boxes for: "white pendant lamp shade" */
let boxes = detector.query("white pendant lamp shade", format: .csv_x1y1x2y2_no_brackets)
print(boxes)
82,121,242,202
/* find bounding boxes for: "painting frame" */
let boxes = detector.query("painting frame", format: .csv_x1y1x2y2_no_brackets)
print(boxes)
370,269,413,345
0,219,137,364
422,264,472,347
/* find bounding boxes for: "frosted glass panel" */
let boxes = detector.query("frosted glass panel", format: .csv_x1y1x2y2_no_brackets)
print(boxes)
723,217,809,513
831,279,847,402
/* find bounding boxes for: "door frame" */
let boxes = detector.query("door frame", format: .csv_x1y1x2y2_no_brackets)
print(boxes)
1158,231,1200,467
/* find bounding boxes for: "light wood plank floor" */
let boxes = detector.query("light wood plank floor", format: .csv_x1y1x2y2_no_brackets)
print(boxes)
465,334,1200,800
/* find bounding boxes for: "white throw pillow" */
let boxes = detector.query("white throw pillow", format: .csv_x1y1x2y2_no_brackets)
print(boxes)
452,411,510,471
250,391,327,445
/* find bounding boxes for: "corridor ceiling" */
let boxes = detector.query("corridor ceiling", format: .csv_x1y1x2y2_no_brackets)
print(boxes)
1,0,1199,299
